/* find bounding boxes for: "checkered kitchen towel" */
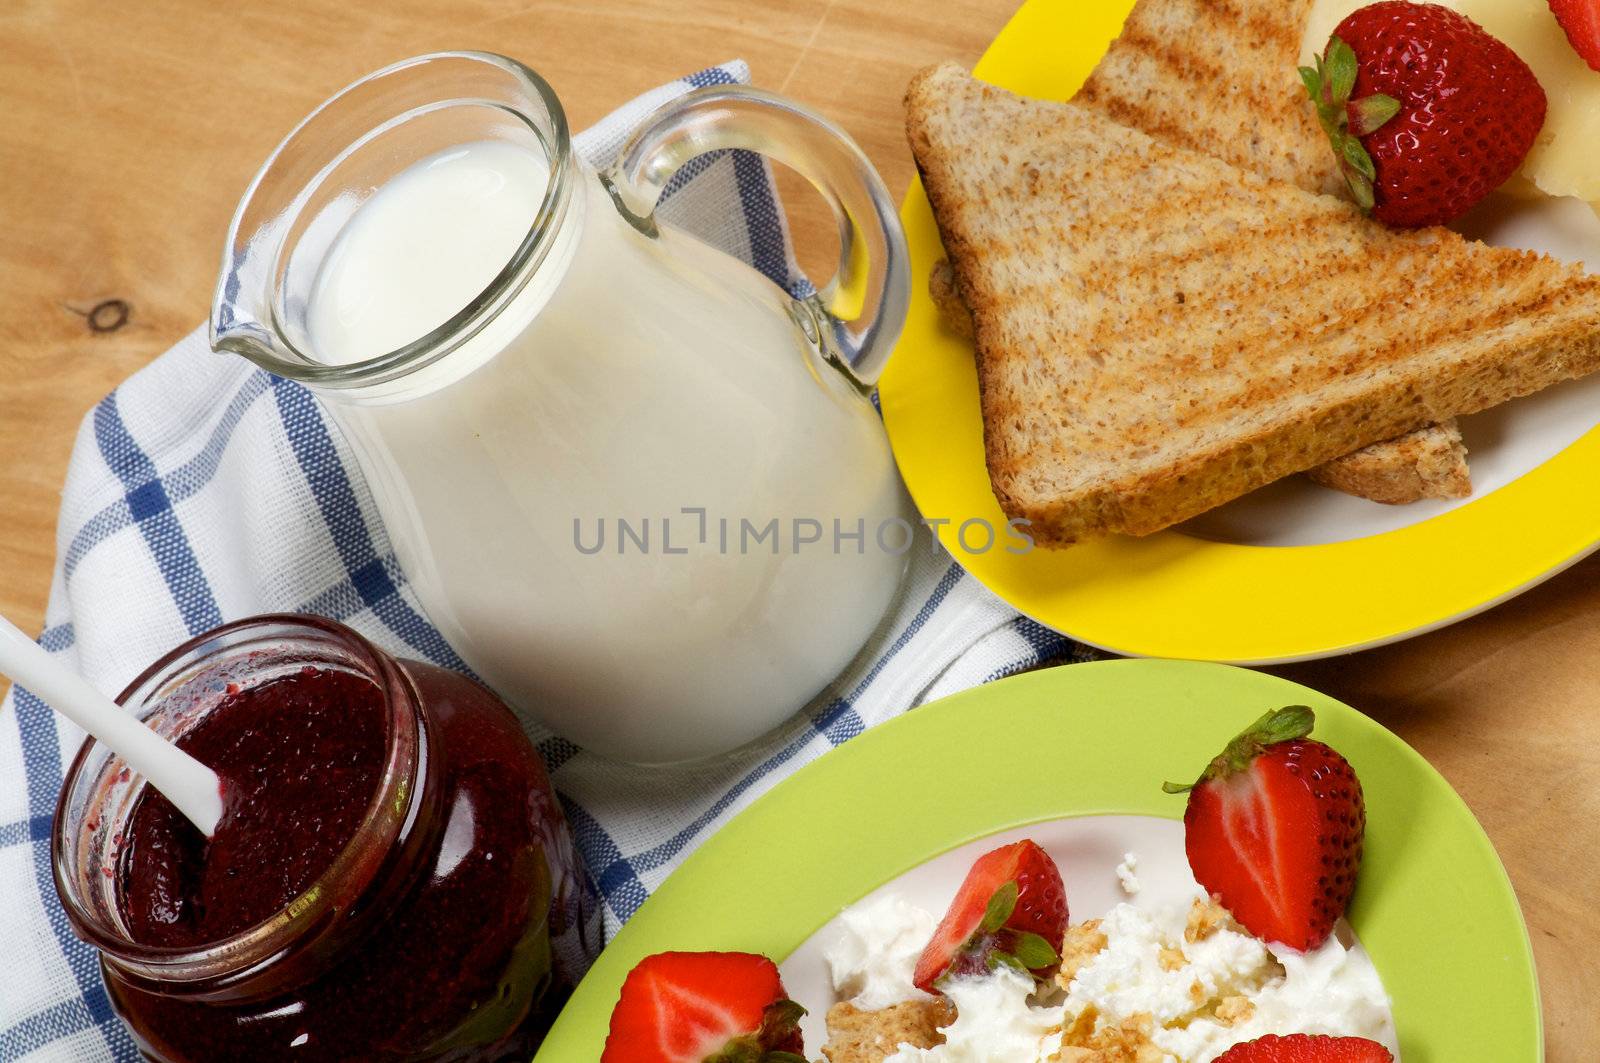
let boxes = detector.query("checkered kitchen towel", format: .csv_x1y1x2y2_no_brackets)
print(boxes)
0,62,1093,1060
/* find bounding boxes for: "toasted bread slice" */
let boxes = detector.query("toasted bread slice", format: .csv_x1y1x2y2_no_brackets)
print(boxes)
1036,0,1473,502
926,257,1473,503
906,64,1600,545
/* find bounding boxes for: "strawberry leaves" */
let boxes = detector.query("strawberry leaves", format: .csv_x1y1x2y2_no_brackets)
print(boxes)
1324,33,1359,101
1348,94,1402,136
913,840,1068,993
1009,931,1062,971
704,1043,805,1063
939,880,1061,985
1164,706,1315,793
703,999,808,1063
1300,36,1400,212
981,881,1019,933
982,883,1061,971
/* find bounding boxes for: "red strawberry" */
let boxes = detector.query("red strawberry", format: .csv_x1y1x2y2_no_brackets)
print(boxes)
1164,706,1365,952
1550,0,1600,70
1300,1,1546,227
601,951,806,1063
912,839,1067,992
1214,1033,1394,1062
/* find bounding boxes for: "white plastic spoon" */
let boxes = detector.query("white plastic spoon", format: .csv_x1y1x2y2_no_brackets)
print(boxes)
0,616,223,836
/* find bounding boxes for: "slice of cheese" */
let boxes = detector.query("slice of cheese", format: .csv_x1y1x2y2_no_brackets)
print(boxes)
1302,0,1600,201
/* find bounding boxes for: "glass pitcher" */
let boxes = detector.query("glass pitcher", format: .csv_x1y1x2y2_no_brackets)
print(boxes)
210,52,912,763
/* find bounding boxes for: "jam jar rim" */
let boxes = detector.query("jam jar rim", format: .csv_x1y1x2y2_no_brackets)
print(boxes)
51,613,432,988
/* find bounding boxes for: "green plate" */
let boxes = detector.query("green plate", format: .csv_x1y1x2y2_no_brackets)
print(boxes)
537,660,1540,1060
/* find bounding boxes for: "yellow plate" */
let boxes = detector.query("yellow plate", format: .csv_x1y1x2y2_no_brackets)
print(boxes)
878,0,1600,663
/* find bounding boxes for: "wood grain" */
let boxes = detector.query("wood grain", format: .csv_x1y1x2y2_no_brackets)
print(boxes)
0,1,1594,1057
1279,558,1600,1059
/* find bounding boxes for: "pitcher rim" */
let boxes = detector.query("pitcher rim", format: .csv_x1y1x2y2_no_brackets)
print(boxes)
209,50,574,389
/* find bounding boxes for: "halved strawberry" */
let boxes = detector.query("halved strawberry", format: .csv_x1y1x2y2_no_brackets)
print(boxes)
912,840,1067,992
1215,1033,1393,1062
1550,0,1600,70
600,951,806,1063
1164,706,1365,952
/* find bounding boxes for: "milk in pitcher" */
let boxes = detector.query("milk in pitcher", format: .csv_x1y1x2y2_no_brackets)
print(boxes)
302,140,910,761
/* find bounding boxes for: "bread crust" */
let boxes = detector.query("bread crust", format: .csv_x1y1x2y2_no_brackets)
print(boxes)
1304,422,1472,503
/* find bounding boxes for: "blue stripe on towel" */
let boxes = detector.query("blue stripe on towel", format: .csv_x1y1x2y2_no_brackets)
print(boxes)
682,64,791,289
983,617,1085,683
66,371,271,582
92,394,223,636
269,378,469,673
3,685,137,1059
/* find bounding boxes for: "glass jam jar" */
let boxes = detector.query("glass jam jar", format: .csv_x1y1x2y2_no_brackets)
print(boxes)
51,614,597,1062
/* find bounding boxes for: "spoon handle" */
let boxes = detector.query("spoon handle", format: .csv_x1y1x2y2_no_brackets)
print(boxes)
0,618,222,836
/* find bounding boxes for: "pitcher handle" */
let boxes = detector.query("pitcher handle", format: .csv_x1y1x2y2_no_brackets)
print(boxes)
606,85,910,388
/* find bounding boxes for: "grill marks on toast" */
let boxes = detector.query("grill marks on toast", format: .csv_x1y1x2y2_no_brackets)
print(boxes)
971,183,1442,440
1102,25,1307,160
1197,0,1305,50
1112,29,1233,98
1078,0,1326,193
906,64,1600,543
1072,0,1476,502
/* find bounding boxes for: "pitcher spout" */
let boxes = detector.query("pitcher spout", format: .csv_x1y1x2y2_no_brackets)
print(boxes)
209,144,302,371
206,52,579,394
209,251,278,366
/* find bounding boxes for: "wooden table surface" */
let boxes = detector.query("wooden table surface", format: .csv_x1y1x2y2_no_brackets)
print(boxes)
2,0,1595,1056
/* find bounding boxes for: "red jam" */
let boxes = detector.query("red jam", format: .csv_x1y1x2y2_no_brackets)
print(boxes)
63,624,595,1063
119,668,386,948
